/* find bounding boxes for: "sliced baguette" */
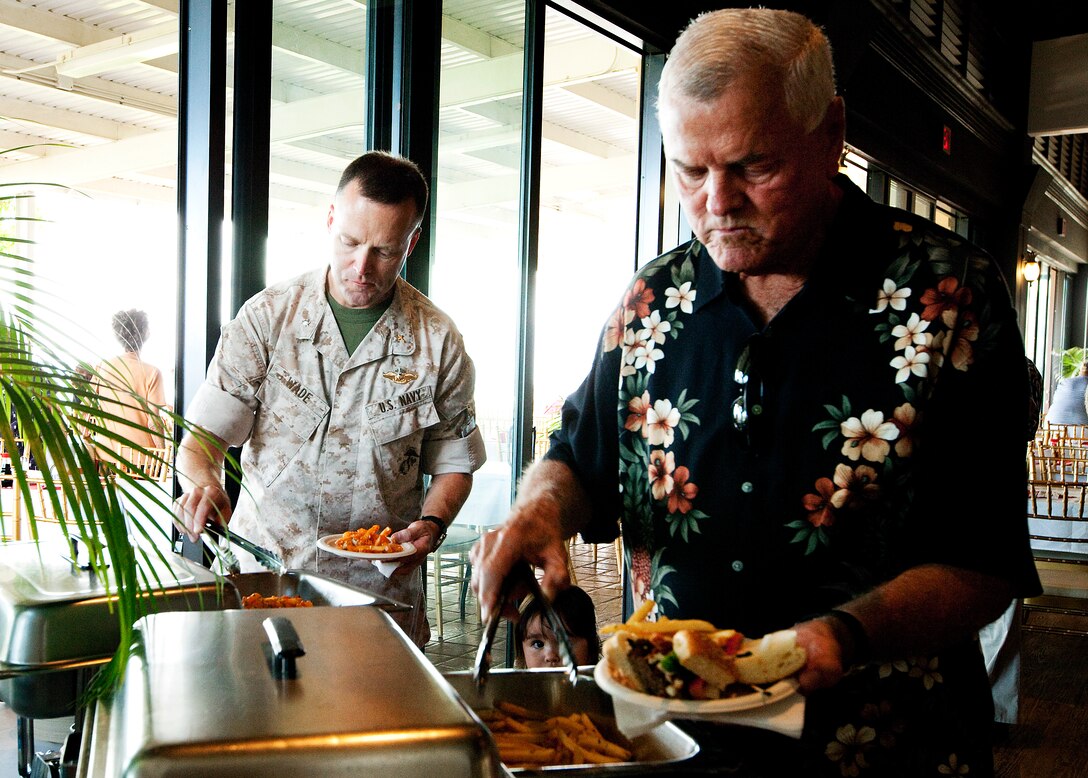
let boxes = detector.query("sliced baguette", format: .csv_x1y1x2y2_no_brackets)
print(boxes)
733,629,807,684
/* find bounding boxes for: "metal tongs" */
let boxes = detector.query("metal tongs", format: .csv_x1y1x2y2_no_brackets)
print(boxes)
203,521,288,575
472,561,579,691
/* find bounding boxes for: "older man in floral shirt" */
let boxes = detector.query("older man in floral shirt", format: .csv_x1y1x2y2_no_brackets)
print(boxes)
472,8,1039,776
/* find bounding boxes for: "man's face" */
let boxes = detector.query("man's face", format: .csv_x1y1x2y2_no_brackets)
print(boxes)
326,180,422,309
659,69,844,276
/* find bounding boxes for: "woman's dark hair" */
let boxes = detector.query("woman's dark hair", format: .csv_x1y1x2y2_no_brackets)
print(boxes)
513,585,600,667
112,309,149,353
336,151,428,224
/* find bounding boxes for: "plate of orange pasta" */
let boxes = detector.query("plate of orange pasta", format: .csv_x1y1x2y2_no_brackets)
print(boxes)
317,524,415,560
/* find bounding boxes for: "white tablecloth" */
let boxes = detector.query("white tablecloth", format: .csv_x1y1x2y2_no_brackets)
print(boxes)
455,462,512,528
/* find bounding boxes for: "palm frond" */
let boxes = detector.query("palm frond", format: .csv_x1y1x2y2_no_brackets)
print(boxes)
1,157,231,699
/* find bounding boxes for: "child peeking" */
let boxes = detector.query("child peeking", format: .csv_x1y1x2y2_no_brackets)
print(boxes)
514,585,600,669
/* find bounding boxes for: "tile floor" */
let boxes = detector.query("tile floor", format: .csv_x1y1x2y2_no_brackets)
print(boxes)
0,537,624,776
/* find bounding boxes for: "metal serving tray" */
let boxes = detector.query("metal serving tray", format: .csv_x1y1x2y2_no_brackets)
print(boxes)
0,541,228,672
83,606,503,778
224,569,410,610
444,668,700,775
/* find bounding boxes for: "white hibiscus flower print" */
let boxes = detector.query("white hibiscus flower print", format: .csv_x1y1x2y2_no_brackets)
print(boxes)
646,399,681,447
870,278,911,314
891,312,930,351
840,410,900,462
634,341,665,373
890,346,930,383
665,281,696,314
638,310,672,345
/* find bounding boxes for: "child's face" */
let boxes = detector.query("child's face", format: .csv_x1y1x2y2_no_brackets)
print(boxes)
521,614,593,668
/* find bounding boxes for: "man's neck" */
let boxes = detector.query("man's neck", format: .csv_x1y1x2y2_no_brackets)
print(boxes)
737,273,809,327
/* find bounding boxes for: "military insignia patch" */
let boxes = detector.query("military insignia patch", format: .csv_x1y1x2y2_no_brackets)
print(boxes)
382,367,418,384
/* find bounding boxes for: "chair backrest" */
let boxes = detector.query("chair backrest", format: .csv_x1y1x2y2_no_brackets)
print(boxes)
115,438,174,482
1027,479,1088,564
1028,438,1088,482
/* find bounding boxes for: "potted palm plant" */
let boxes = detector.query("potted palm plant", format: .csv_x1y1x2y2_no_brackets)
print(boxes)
0,150,212,702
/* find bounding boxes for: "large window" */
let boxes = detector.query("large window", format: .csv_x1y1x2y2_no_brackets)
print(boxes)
429,3,643,525
261,1,368,289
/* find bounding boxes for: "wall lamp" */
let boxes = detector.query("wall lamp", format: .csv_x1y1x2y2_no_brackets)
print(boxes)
1023,254,1041,284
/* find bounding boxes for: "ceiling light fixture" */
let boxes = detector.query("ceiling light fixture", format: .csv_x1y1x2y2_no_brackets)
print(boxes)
53,22,178,79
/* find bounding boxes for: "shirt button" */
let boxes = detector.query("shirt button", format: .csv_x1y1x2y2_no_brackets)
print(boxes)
741,481,754,493
731,560,744,572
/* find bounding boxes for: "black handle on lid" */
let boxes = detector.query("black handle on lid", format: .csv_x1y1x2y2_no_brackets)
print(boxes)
263,616,306,680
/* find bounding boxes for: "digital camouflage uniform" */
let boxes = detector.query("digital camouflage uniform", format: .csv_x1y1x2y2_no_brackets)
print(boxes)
186,270,486,646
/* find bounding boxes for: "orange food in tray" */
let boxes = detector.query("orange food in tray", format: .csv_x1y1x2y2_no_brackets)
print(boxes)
333,524,404,554
242,593,314,609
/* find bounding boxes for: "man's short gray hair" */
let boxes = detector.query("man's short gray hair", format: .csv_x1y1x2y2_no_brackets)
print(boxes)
658,8,837,134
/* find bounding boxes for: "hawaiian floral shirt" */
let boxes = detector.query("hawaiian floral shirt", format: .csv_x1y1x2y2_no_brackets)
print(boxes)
547,176,1041,776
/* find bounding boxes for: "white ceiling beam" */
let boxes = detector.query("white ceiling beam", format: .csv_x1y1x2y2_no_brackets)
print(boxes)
0,53,177,115
269,88,365,143
441,15,519,59
270,20,364,77
54,22,178,78
0,0,116,47
0,96,146,141
0,127,175,185
0,128,58,152
441,38,637,109
561,82,636,120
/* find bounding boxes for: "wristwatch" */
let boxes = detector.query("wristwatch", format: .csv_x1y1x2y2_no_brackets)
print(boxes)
420,515,448,552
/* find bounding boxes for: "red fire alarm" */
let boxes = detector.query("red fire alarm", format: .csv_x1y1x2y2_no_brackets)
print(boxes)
942,125,952,155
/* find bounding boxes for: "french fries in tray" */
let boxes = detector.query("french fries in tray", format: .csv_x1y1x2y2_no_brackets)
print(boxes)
478,701,634,770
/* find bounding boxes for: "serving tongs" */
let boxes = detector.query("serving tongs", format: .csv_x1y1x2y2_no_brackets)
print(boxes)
472,561,579,691
203,521,288,575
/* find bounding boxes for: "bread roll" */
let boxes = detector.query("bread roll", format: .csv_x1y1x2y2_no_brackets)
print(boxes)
673,629,737,690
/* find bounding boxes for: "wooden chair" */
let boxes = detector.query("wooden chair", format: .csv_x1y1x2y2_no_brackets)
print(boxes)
115,438,174,483
1022,479,1088,635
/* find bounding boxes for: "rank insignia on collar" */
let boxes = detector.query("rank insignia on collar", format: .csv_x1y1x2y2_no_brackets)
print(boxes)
383,367,418,384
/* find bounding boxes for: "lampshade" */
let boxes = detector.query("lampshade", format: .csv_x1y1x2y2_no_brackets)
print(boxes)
1023,260,1041,283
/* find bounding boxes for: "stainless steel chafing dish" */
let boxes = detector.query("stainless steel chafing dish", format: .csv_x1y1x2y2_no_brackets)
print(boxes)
0,540,228,719
444,668,700,775
78,606,503,777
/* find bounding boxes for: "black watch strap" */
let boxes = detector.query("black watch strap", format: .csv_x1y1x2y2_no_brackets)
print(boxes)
420,515,447,552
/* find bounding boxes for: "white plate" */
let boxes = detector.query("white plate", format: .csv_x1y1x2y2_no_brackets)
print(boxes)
593,658,799,713
317,535,416,560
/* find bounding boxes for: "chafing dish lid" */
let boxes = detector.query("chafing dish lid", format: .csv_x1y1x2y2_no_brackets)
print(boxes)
0,541,224,669
107,606,495,775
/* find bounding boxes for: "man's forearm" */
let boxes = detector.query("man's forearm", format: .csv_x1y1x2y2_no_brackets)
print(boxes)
838,564,1014,661
421,472,472,522
512,458,591,540
176,429,228,492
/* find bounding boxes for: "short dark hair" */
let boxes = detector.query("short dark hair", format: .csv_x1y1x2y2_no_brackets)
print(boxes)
513,585,600,667
336,151,429,223
112,309,149,352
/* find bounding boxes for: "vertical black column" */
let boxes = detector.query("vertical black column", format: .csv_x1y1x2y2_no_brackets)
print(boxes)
223,2,273,509
230,1,273,313
398,0,441,296
366,0,396,153
176,0,226,560
635,51,665,267
511,0,545,482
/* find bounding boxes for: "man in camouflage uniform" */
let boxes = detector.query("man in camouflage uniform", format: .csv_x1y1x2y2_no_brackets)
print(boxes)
176,151,485,646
